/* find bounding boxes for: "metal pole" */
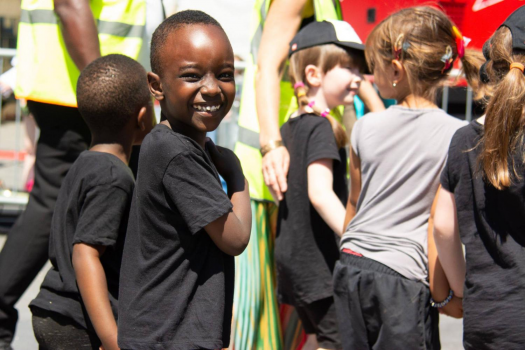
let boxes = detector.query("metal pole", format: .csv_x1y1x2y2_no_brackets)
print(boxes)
441,86,449,112
12,99,21,192
0,57,4,144
466,87,473,122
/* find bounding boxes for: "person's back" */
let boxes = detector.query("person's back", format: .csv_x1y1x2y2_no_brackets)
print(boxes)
333,6,483,350
434,7,525,349
441,121,525,349
29,54,154,350
342,106,465,281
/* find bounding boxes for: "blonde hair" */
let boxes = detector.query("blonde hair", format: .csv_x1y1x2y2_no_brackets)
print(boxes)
289,44,364,148
365,6,484,101
477,27,525,189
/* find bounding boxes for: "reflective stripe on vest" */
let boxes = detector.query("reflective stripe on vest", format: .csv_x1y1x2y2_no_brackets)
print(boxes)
15,0,145,107
234,0,342,201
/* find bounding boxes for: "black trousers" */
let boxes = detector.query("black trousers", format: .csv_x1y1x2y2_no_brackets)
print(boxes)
0,101,91,344
333,253,440,350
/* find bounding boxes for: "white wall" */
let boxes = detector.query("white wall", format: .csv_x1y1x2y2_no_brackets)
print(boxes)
164,0,255,58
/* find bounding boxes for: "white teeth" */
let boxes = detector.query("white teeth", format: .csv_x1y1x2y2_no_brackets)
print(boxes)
193,105,220,112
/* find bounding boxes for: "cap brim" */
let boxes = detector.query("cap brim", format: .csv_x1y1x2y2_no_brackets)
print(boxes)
336,42,369,74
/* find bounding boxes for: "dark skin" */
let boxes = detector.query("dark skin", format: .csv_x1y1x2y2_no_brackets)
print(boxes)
148,24,252,256
54,0,100,70
73,103,155,350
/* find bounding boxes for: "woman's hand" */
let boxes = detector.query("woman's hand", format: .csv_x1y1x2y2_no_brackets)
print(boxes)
262,146,290,201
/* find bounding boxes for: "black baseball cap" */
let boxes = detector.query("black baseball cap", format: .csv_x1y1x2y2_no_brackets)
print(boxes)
289,19,365,58
500,5,525,52
480,5,525,83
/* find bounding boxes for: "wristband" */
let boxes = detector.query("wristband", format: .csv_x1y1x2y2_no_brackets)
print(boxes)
260,140,283,157
430,289,454,308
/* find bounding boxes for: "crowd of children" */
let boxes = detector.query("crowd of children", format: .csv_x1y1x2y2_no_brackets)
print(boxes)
16,4,525,350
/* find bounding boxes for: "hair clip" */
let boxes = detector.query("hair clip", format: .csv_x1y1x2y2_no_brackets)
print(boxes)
441,45,454,74
452,26,465,59
393,34,405,61
294,82,305,89
297,91,306,98
321,109,330,118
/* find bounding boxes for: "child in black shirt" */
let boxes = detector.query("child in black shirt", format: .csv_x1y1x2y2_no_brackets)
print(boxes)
275,20,366,350
117,10,251,350
29,54,155,350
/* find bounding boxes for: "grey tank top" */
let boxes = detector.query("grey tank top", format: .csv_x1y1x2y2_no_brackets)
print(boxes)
341,106,466,284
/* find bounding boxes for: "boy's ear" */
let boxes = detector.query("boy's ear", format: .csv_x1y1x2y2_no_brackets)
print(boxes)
304,64,322,87
148,72,164,101
391,59,405,85
137,106,148,131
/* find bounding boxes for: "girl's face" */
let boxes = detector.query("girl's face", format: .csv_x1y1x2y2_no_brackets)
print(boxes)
320,64,362,109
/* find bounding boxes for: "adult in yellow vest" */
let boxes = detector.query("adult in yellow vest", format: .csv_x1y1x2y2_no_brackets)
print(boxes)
0,0,149,348
231,1,384,349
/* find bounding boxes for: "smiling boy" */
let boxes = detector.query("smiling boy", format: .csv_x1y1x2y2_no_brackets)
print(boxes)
117,11,251,350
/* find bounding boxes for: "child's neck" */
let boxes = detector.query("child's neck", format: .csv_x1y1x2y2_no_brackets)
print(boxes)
397,94,438,110
307,88,330,111
161,119,207,148
90,134,133,165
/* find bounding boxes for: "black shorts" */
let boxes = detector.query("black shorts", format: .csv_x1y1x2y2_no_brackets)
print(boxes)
295,297,341,349
31,307,100,350
333,253,440,350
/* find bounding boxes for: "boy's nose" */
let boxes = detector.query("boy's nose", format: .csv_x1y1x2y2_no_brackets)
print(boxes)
201,78,221,96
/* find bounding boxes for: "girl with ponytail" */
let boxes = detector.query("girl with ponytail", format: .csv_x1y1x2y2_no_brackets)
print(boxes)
333,6,483,349
274,19,366,350
434,6,525,349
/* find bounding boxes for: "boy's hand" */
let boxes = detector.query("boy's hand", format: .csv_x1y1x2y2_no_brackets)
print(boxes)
206,139,243,183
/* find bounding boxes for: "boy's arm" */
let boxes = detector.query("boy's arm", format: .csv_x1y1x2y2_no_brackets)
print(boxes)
72,243,120,350
428,187,463,318
205,141,252,256
307,159,346,236
434,187,466,297
344,148,362,231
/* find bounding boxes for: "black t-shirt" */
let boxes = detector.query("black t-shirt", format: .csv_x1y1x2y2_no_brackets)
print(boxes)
118,124,234,350
276,114,348,306
30,151,134,329
441,121,525,350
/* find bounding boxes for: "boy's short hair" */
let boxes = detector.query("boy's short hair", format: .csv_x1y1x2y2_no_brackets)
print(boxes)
77,54,150,134
150,10,223,74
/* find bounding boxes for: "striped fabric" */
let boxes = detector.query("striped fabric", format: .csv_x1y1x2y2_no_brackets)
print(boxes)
230,201,306,350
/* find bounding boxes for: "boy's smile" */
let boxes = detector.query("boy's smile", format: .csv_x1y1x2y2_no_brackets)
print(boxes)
148,24,235,145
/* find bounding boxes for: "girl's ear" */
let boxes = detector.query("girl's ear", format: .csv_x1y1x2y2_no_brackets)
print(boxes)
391,59,406,86
148,72,164,101
304,64,322,87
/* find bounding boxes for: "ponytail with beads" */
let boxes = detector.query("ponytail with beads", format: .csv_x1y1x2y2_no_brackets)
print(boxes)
288,44,359,149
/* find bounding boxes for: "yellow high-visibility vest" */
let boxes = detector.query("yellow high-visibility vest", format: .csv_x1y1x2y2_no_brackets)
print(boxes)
15,0,146,107
235,0,342,201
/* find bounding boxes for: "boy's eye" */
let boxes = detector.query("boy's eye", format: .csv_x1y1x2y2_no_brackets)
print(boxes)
180,73,201,81
219,71,234,81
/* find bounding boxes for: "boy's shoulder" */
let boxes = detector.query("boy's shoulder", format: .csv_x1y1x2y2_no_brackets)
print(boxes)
67,151,134,192
141,124,201,162
283,113,331,131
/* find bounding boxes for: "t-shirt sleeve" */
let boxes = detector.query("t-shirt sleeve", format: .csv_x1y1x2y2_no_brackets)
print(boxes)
73,185,131,247
306,119,341,165
350,119,362,157
440,129,463,193
162,152,233,235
